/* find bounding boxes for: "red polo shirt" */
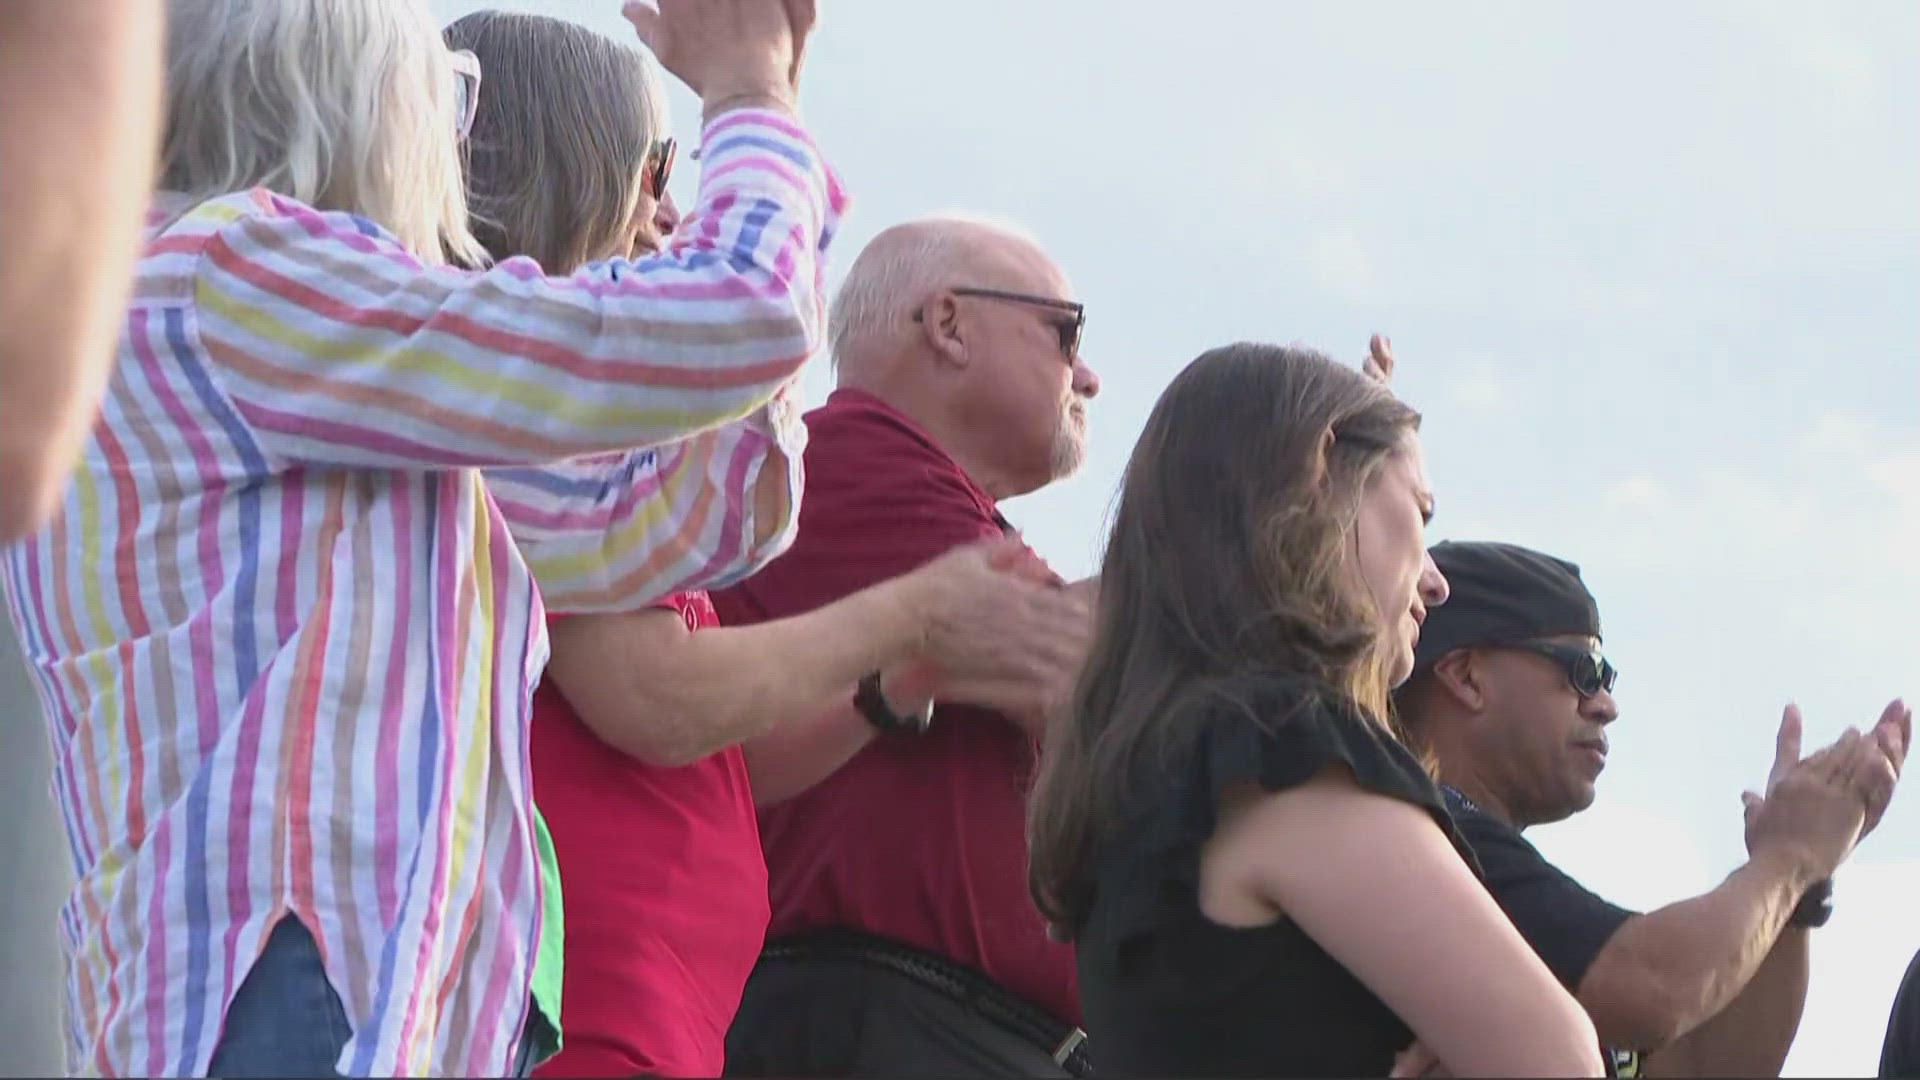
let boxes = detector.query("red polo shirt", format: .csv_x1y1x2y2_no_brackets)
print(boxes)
709,388,1080,1025
530,591,770,1079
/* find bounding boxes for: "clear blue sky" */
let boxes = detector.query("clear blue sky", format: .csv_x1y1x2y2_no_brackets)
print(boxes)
458,0,1919,1071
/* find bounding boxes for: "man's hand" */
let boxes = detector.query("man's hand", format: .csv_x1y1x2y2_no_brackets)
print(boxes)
1861,698,1912,837
1363,333,1395,383
1743,700,1910,857
1741,707,1877,883
621,0,811,111
901,537,1092,726
1740,702,1805,833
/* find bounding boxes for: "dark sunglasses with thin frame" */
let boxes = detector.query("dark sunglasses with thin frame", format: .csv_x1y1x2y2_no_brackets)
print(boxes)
1509,640,1618,698
913,286,1085,358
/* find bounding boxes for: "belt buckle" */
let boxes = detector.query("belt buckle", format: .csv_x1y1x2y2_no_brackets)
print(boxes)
1051,1026,1087,1068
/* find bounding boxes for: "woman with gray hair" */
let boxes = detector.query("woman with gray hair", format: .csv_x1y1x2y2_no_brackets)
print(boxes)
446,13,1097,1077
0,0,840,1076
447,10,686,269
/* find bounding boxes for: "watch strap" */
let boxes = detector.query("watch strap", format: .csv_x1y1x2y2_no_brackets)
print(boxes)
855,671,932,735
1788,878,1834,929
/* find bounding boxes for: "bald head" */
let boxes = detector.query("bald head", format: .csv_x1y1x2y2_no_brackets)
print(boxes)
826,214,1097,501
830,216,1065,378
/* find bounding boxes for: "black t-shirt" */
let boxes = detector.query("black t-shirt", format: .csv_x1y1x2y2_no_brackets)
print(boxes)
1883,948,1920,1078
1074,675,1478,1079
1442,787,1640,1075
1442,789,1636,988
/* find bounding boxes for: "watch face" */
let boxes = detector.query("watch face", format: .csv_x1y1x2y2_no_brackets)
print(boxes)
857,672,927,735
1790,888,1834,928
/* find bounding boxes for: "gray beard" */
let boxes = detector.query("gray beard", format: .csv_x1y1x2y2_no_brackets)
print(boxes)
1047,419,1085,481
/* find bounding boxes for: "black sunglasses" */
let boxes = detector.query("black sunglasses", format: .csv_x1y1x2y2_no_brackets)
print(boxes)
645,137,677,200
913,286,1085,358
1508,641,1618,698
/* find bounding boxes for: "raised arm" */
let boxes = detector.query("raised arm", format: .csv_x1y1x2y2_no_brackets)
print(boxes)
0,0,162,539
1638,928,1809,1078
1213,772,1604,1077
1569,847,1814,1055
1571,704,1905,1057
486,384,803,612
192,103,843,475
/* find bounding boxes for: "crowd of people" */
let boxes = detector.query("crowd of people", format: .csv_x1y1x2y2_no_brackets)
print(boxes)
0,0,1915,1077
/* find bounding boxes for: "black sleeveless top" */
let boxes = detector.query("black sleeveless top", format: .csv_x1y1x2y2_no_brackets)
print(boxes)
1074,675,1478,1078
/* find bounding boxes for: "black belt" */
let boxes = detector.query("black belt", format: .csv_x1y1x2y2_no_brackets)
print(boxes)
761,929,1094,1077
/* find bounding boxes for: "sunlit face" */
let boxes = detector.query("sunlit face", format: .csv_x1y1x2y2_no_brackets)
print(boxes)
957,259,1102,495
1354,433,1448,687
1471,633,1621,825
614,133,683,255
625,186,680,257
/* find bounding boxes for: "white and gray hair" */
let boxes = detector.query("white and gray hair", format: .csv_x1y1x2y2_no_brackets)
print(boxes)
159,0,484,265
828,213,1048,369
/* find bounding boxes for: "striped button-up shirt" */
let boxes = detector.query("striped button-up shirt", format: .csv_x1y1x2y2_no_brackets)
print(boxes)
0,108,843,1078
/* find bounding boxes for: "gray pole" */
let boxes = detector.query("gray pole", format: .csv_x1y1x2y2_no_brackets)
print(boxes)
0,614,73,1075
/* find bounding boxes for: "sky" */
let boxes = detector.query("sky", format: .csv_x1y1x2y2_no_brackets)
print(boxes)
0,1,1909,1075
426,1,1916,1071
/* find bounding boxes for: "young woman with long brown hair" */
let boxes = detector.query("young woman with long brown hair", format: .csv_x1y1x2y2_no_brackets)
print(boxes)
1028,343,1604,1077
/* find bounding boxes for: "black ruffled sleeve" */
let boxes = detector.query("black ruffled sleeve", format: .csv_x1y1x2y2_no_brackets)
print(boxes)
1092,674,1477,939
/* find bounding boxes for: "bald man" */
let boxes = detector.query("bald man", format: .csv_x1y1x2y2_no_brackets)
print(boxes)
714,218,1102,1078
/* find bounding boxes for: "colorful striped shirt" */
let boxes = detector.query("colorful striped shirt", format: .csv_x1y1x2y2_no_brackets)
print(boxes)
0,107,845,1078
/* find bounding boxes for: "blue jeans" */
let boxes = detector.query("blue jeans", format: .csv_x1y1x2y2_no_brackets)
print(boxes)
206,915,539,1078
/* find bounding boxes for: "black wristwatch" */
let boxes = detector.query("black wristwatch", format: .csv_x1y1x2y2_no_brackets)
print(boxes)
855,671,933,736
1788,878,1834,929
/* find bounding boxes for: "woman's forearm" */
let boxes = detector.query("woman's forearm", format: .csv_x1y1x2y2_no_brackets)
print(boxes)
547,571,938,768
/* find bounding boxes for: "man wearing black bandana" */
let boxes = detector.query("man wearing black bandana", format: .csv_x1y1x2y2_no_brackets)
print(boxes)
1395,540,1909,1077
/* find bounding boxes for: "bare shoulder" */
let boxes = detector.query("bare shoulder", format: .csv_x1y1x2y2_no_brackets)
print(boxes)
1201,767,1462,924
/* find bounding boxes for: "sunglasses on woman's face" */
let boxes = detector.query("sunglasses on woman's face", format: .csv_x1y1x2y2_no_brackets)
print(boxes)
1509,640,1618,699
645,137,677,200
449,49,481,140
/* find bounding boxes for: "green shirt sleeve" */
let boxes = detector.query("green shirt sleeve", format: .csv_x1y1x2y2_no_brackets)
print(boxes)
527,804,566,1064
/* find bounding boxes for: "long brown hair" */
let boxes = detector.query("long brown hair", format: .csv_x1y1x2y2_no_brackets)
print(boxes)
1027,343,1421,931
444,10,667,271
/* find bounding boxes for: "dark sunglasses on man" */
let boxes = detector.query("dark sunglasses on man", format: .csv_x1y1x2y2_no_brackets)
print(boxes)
913,287,1085,359
1508,640,1619,699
